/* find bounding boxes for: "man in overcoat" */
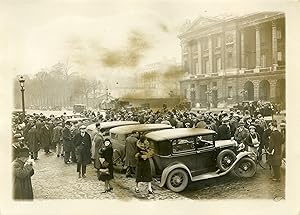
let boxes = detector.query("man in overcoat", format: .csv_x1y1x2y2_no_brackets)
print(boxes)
74,125,92,178
268,121,283,182
125,132,139,177
52,122,63,157
63,121,72,164
12,147,34,200
27,122,40,160
93,123,104,170
40,122,51,154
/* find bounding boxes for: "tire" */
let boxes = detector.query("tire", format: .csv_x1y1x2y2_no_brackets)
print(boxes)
217,149,237,172
234,157,257,178
166,169,189,192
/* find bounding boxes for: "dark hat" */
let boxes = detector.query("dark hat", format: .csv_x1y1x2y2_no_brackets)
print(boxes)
18,147,30,158
65,121,71,126
271,120,277,127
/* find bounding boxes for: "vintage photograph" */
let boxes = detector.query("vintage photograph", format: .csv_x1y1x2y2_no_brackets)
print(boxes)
7,1,287,202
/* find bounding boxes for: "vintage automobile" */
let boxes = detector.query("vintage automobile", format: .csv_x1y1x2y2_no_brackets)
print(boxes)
86,121,140,159
109,123,173,166
145,128,256,192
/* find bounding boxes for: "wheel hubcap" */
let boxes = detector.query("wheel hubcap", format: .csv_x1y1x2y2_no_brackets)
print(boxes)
171,174,183,187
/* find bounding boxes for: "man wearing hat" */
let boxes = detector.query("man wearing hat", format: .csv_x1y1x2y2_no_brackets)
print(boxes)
27,122,40,160
52,121,63,157
73,125,92,178
267,121,283,182
40,121,52,154
12,147,34,199
218,116,231,140
63,121,73,164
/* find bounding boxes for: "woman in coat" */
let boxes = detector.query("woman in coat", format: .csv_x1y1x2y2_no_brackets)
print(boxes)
135,135,154,194
98,138,114,192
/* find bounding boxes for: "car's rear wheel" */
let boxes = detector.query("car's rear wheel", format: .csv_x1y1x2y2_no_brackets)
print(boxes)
234,157,257,178
217,149,236,172
166,169,189,192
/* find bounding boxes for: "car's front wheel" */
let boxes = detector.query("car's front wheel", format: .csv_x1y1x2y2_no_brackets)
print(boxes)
217,149,236,172
166,169,189,192
234,157,257,178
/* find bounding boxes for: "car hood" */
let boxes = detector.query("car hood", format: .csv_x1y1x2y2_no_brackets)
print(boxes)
215,140,236,149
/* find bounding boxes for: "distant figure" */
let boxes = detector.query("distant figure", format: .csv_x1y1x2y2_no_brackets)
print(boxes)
27,122,40,160
12,147,34,200
93,123,104,171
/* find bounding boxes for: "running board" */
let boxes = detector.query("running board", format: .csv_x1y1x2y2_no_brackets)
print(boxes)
191,171,226,181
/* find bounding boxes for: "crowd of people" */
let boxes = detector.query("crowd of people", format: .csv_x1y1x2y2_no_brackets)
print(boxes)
11,104,286,199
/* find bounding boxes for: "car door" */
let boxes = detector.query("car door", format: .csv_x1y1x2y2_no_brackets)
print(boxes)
172,137,213,176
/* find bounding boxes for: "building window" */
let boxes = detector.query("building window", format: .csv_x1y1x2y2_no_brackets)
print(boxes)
216,36,221,48
278,51,282,61
184,89,187,98
192,43,198,54
226,52,233,68
184,60,189,73
195,62,199,74
225,33,233,44
228,86,233,98
203,39,208,50
216,57,221,72
212,82,217,87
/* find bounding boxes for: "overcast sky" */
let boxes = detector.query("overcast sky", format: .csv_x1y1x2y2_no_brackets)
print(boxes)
0,0,292,80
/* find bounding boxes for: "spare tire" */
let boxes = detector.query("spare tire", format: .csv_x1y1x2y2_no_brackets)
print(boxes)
217,149,237,171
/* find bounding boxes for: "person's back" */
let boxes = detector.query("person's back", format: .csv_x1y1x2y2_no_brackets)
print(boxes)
125,134,138,167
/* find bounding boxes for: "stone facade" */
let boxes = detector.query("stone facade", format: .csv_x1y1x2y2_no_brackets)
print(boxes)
179,12,285,108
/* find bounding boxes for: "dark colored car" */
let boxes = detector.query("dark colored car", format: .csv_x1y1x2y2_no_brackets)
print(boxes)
145,128,256,192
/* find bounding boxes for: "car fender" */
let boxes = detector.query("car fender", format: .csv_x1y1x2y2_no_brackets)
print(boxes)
159,163,192,187
219,151,254,176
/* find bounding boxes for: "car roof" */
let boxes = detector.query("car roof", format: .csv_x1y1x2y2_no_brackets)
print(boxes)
110,123,172,135
146,128,216,142
87,121,139,131
66,117,89,122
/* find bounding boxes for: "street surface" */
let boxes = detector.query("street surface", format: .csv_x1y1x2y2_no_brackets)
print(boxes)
31,152,285,200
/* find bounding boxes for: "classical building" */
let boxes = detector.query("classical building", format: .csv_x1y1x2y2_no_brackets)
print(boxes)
137,58,181,98
179,12,285,108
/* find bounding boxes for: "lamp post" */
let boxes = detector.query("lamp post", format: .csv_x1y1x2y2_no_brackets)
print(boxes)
18,76,25,119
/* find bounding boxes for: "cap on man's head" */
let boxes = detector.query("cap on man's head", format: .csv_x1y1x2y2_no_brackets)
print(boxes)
80,125,86,130
95,122,100,128
65,121,71,126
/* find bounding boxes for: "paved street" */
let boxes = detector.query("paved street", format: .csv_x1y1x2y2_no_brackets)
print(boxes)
31,152,285,200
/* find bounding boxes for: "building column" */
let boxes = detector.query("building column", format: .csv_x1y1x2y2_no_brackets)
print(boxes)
240,30,246,69
253,80,260,100
188,44,193,74
221,32,226,70
197,40,202,74
208,36,213,73
270,79,277,102
272,21,278,70
255,25,261,68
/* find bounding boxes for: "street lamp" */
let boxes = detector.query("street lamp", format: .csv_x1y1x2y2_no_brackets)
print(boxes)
18,76,25,119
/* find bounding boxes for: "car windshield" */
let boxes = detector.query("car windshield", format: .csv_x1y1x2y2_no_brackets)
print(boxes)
172,137,195,153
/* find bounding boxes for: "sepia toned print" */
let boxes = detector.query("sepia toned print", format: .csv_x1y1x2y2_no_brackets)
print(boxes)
11,6,285,200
